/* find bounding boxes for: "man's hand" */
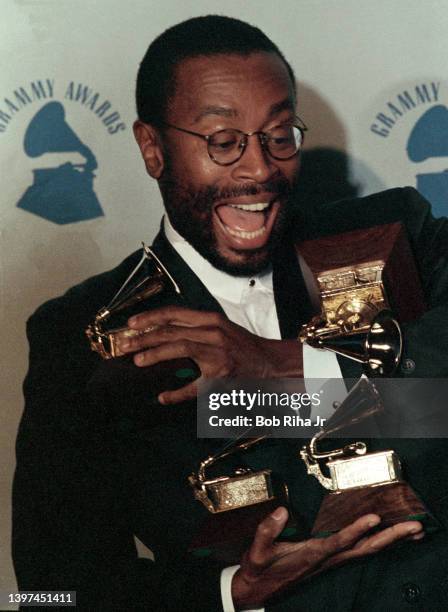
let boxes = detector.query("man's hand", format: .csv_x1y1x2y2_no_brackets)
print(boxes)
118,306,303,404
232,507,424,609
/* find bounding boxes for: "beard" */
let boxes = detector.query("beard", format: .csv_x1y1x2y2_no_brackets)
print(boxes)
159,165,298,276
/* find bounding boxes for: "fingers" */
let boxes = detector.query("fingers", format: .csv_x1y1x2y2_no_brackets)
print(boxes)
119,324,228,355
233,509,289,608
158,380,199,405
319,514,382,557
132,341,194,366
235,514,424,608
131,341,228,378
323,519,423,569
128,306,227,330
352,520,423,554
245,507,289,576
238,513,383,601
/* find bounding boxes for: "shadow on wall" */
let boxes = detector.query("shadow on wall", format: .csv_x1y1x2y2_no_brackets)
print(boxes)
297,83,348,151
294,82,385,210
295,147,359,209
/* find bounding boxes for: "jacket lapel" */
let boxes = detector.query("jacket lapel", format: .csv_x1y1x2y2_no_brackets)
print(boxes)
151,230,226,314
272,241,315,339
152,228,323,339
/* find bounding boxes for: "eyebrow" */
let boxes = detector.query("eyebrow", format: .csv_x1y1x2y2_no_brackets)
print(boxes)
267,98,296,118
193,98,295,124
193,106,238,123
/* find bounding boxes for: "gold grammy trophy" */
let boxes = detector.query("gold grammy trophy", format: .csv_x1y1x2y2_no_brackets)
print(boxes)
189,436,274,514
297,223,432,535
300,376,433,536
188,437,300,563
86,244,199,395
86,244,181,359
297,221,426,376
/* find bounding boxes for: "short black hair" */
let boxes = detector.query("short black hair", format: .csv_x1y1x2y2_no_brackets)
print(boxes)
136,15,296,126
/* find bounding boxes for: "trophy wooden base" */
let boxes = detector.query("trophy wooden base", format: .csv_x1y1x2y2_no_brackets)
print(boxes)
312,482,438,537
189,499,304,564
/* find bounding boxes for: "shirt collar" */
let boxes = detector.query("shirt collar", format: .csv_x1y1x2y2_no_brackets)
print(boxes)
163,215,274,302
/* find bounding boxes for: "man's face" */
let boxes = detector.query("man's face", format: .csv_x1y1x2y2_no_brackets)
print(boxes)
158,52,299,275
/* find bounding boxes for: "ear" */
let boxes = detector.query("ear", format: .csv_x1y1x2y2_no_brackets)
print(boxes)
133,120,164,179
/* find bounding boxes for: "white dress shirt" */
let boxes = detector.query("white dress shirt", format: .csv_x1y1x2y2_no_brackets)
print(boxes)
164,215,343,612
164,216,281,339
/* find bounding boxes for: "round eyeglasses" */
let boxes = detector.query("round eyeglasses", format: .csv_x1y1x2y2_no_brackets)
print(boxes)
161,119,307,166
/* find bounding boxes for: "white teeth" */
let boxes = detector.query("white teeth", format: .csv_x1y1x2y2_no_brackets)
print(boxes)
230,202,270,212
217,202,272,240
225,226,266,239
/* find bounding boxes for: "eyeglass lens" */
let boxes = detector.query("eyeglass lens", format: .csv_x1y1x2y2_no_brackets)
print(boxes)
208,126,303,163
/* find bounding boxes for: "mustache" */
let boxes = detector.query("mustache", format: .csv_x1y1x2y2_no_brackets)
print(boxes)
209,176,292,202
160,169,295,216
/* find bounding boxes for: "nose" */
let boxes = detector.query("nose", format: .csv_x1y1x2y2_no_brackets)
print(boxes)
230,133,278,184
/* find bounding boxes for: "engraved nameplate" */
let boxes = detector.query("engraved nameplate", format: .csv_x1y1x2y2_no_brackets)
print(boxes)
206,470,274,513
328,450,402,491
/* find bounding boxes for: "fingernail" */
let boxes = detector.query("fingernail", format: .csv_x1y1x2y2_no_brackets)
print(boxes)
128,316,138,327
368,515,381,528
408,525,422,535
411,532,425,541
158,394,166,405
272,507,286,521
134,354,145,365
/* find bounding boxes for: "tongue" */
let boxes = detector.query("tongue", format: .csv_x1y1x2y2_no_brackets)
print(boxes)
217,205,265,232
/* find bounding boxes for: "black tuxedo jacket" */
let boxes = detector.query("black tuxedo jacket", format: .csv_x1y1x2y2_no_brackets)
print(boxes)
12,188,448,611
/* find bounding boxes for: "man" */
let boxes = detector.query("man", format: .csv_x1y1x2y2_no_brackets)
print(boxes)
13,15,448,611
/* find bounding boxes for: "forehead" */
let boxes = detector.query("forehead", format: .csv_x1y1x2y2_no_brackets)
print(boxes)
168,52,295,125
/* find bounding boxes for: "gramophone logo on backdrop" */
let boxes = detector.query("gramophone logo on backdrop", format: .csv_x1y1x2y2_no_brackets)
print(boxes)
370,81,448,218
1,79,126,224
18,101,103,224
407,104,448,216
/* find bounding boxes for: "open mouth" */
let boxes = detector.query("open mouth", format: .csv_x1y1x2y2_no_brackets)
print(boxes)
214,197,280,247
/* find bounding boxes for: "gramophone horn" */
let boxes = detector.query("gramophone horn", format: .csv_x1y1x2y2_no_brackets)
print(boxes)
364,310,402,376
302,310,402,377
24,101,97,170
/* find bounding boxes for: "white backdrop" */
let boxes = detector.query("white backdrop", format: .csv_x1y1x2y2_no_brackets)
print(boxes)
2,0,448,604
